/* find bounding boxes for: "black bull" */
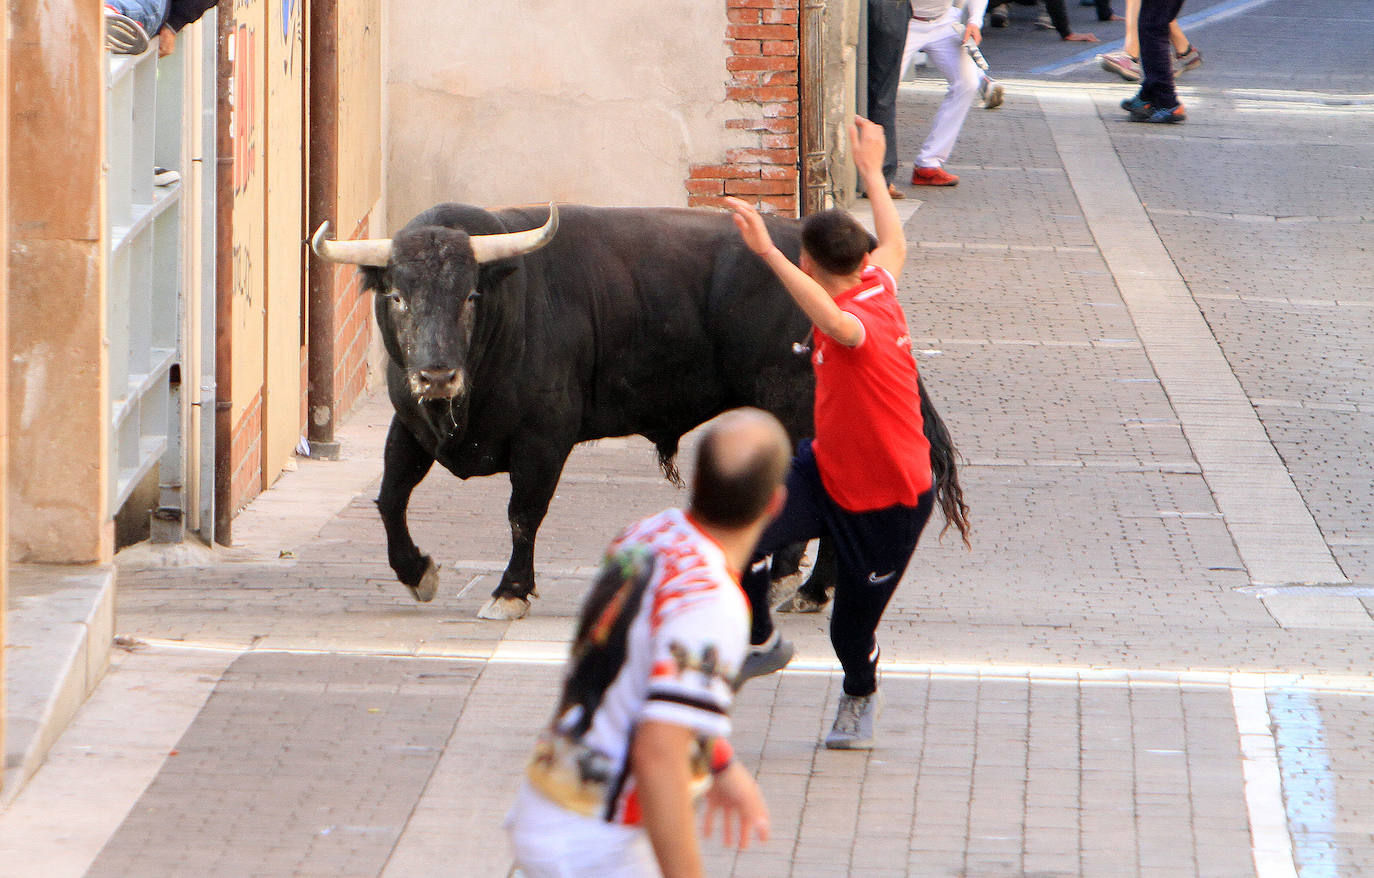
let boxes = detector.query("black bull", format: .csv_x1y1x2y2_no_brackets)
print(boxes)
314,202,965,618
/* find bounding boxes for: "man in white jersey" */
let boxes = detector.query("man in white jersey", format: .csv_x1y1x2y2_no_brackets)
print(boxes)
901,0,989,186
506,408,788,878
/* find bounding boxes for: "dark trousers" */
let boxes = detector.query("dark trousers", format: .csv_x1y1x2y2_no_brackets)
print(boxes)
1139,0,1186,108
867,0,912,185
742,442,934,697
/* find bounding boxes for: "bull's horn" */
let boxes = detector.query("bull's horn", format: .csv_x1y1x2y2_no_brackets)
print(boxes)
310,221,393,267
470,203,559,264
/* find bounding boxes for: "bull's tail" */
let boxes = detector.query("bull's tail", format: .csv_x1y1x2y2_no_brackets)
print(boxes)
918,373,971,548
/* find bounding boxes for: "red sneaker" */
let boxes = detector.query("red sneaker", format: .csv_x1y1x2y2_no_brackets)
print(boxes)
911,166,959,187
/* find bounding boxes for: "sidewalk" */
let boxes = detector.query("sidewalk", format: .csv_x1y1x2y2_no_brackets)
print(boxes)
3,44,1372,877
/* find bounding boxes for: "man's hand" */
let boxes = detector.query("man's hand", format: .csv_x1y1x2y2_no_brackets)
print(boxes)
848,116,887,181
726,197,776,257
158,26,176,57
702,761,770,851
963,22,982,45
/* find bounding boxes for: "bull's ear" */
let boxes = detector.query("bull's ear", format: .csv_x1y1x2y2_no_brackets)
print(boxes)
359,265,386,292
480,263,519,287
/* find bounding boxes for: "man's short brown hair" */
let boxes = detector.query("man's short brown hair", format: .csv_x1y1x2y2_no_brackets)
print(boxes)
801,208,877,276
689,409,791,529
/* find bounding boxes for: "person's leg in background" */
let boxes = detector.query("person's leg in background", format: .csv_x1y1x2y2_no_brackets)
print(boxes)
911,26,979,186
866,0,912,195
1126,0,1187,122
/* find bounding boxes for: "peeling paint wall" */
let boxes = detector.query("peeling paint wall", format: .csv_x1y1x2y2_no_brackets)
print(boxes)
385,0,753,226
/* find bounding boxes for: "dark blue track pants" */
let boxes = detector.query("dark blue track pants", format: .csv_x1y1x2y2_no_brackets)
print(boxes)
742,441,934,696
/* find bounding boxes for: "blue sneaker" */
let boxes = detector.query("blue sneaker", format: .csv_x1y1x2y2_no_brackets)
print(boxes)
1120,92,1151,114
1131,104,1187,123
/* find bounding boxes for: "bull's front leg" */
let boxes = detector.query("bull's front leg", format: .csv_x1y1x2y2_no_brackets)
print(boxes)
476,439,572,621
376,416,440,602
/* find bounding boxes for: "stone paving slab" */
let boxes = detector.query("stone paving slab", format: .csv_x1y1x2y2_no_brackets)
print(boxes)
86,653,480,878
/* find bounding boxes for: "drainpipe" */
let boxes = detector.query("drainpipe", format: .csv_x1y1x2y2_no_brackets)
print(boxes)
214,0,234,543
799,0,828,216
306,0,341,460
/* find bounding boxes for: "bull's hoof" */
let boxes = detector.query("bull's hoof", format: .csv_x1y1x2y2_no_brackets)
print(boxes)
777,590,828,614
477,595,530,620
767,572,804,609
404,560,440,603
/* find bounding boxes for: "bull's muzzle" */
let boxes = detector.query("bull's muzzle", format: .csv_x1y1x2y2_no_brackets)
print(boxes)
410,368,466,400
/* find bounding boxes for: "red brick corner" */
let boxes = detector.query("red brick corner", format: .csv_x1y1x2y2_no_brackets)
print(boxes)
687,0,800,216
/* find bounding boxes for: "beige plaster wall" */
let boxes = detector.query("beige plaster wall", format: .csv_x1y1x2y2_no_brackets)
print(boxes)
386,0,753,228
1,0,10,776
825,0,863,206
7,1,111,564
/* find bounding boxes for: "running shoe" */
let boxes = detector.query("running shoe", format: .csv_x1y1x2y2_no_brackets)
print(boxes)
1173,44,1203,75
1120,92,1152,115
105,8,149,54
825,691,881,750
1098,51,1142,82
912,165,959,187
1130,103,1187,123
980,76,1005,109
736,632,795,686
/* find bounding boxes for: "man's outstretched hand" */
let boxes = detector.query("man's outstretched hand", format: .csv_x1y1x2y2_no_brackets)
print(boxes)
702,761,771,851
849,116,888,180
726,197,777,257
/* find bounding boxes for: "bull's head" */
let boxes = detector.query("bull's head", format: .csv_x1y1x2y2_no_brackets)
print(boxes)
311,204,558,401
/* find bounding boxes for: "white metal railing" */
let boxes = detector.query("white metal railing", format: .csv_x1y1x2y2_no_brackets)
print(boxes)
106,46,183,529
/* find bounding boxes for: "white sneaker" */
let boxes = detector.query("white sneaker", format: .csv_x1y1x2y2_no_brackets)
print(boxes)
979,77,1005,109
824,691,881,749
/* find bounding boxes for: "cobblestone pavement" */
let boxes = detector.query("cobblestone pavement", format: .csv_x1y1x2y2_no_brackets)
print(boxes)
2,5,1371,875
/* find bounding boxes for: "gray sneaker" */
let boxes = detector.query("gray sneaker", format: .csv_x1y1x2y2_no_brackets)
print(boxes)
1173,44,1203,75
735,634,795,687
824,692,880,749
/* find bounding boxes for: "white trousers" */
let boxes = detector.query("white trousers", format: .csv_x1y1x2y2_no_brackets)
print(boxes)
505,781,661,878
899,15,980,168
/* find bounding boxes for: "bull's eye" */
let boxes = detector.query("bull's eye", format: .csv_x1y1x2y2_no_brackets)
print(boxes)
385,289,408,312
466,291,482,303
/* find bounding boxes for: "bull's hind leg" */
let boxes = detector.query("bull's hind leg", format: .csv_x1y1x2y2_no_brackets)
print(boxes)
477,439,572,620
376,416,440,602
778,535,836,613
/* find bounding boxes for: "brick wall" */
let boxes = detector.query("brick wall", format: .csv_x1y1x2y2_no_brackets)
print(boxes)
686,0,800,216
332,214,374,420
229,388,263,514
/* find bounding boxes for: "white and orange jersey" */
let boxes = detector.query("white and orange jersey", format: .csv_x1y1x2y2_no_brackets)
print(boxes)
525,508,749,824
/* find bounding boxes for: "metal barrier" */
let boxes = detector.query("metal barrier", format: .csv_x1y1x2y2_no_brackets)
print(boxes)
106,33,215,545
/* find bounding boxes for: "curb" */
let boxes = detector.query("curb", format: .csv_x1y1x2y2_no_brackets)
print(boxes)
2,565,116,808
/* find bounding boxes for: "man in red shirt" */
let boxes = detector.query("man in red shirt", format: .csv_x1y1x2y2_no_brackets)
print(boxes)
726,117,935,749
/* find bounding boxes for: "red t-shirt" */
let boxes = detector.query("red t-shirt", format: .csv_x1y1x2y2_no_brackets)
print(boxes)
811,265,932,511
